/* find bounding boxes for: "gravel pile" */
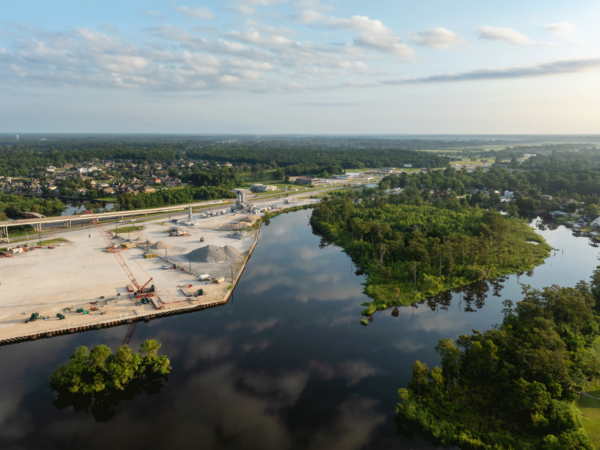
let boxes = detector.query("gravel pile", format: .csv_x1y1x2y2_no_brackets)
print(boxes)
185,245,242,263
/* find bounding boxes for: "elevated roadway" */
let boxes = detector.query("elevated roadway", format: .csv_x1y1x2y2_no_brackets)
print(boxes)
0,183,364,242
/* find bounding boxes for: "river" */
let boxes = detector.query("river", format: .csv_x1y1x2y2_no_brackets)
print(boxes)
0,210,597,450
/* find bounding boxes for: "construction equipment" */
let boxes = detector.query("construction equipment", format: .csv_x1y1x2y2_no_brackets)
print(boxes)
27,312,40,323
84,210,154,299
56,313,65,320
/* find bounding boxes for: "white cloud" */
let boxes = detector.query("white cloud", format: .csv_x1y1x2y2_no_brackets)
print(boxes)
384,57,600,84
412,27,466,49
174,5,215,20
476,26,538,46
543,22,584,45
544,21,576,35
295,11,414,59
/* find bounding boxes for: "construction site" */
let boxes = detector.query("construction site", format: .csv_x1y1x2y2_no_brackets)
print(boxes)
0,195,319,343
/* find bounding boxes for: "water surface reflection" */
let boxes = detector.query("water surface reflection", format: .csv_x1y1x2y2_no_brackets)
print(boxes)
0,213,597,450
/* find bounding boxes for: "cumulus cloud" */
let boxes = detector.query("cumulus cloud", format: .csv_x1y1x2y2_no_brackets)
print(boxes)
476,26,538,45
544,21,576,35
174,5,215,20
543,22,584,44
294,10,414,58
412,27,466,48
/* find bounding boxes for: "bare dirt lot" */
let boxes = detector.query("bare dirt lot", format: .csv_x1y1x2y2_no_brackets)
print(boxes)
0,214,255,340
0,198,319,341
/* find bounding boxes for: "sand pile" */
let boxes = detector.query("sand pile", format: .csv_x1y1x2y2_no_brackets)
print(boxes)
219,214,261,231
185,245,242,263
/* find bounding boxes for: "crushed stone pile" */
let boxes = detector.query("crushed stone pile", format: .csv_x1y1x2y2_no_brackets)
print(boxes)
185,245,242,263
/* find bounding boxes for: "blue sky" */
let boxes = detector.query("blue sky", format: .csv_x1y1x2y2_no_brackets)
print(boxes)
1,0,599,133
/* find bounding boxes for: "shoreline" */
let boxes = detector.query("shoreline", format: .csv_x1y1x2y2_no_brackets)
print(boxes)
0,202,318,347
0,221,262,347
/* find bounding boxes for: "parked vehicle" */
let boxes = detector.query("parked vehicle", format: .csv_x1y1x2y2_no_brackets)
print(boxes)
162,265,170,270
199,274,210,280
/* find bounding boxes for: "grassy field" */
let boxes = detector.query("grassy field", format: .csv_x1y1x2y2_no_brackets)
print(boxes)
112,225,145,234
39,238,69,245
7,225,37,239
577,337,600,448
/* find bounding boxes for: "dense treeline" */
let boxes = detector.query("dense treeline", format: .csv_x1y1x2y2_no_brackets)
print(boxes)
0,140,451,177
397,275,600,449
0,193,66,220
117,186,236,210
310,192,550,312
381,164,600,213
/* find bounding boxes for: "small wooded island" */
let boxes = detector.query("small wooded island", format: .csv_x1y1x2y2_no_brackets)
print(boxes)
310,191,552,315
50,340,171,421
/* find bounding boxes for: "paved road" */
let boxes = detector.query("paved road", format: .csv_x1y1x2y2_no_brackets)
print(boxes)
2,184,362,243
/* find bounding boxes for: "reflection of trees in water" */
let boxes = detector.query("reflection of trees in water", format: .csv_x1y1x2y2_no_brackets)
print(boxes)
425,290,452,312
318,236,333,248
536,217,559,231
52,374,169,423
489,276,508,297
411,276,510,314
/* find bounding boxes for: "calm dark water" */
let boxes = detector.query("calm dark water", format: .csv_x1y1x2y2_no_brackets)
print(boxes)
0,211,596,450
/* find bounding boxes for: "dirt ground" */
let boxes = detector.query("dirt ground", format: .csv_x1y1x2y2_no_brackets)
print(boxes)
0,214,255,340
0,198,319,341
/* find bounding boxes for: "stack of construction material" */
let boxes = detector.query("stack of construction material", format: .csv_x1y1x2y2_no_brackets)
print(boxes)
185,245,241,264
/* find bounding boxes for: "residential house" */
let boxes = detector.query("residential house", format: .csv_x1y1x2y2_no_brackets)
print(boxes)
77,167,88,174
466,188,479,195
542,195,553,201
141,185,156,193
46,165,57,172
63,163,74,169
165,177,182,187
579,214,600,225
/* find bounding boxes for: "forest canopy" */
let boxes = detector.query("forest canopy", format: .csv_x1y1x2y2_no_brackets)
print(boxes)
310,192,551,314
396,279,600,450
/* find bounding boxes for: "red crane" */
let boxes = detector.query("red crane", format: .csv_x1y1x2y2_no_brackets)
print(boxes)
85,210,153,298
